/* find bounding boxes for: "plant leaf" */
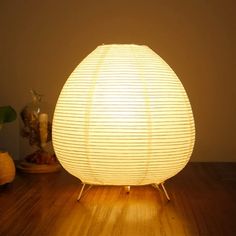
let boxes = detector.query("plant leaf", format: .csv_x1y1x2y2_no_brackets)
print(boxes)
0,106,17,124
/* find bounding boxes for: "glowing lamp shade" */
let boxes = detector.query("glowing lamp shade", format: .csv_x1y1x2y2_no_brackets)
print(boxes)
52,44,195,186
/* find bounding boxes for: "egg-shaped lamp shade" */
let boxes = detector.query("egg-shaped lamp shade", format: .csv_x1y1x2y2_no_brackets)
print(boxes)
52,44,195,186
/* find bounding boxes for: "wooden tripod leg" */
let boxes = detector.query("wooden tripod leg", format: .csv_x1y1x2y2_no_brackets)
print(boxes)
160,182,170,201
77,184,93,201
77,183,86,201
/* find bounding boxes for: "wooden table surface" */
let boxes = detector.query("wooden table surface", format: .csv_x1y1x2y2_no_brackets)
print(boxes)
0,162,236,236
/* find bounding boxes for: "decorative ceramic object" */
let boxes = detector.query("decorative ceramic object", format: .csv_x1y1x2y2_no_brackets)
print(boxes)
18,90,60,173
20,90,51,149
0,152,15,185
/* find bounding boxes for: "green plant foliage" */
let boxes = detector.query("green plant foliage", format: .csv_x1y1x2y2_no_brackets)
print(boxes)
0,106,17,124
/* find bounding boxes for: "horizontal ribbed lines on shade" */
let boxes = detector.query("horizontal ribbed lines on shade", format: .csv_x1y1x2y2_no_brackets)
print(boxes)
60,164,189,171
60,164,188,172
54,146,193,155
54,118,193,124
56,154,190,162
55,102,192,108
58,162,189,169
52,44,195,185
53,131,194,142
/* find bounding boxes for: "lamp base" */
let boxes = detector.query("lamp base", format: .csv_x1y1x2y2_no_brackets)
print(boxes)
77,182,170,202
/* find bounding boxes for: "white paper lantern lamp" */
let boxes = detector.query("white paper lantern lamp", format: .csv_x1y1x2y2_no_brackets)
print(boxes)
52,44,195,200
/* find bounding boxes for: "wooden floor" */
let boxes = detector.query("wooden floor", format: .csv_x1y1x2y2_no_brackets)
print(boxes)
0,163,236,236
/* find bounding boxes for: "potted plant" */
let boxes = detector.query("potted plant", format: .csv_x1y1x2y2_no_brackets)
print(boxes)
0,106,17,185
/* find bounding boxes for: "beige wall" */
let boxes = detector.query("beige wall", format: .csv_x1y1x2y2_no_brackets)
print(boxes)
0,0,235,161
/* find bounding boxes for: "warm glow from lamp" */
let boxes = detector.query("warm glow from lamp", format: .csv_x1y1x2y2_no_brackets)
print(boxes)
52,44,195,186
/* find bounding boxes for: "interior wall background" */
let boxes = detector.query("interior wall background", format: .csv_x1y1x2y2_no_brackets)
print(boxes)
0,0,235,161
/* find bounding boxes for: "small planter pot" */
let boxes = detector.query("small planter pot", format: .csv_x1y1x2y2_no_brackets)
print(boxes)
0,152,15,185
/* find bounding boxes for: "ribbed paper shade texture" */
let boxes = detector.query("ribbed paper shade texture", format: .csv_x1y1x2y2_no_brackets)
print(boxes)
52,44,195,186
